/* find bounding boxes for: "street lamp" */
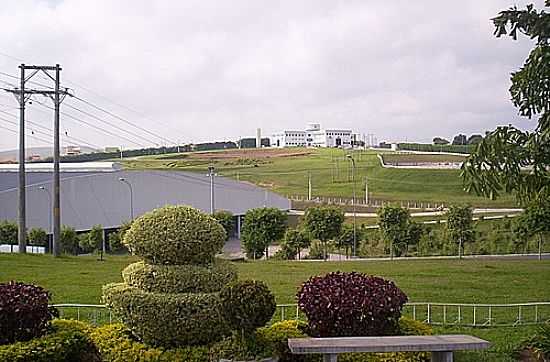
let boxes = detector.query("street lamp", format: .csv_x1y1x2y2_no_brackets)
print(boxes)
39,186,52,253
118,177,134,220
346,154,357,257
207,166,215,214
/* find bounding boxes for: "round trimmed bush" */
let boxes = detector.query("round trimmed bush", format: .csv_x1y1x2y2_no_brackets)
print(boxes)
103,283,229,346
123,205,226,265
0,281,56,345
122,259,237,293
219,280,276,334
297,272,408,337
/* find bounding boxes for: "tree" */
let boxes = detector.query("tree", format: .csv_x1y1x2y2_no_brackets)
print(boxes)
446,205,474,258
109,220,132,253
241,208,287,259
0,221,17,253
433,137,450,145
452,134,467,145
516,198,550,260
404,221,423,256
279,228,310,260
302,206,345,260
467,134,483,145
378,205,410,259
462,2,550,203
60,226,79,255
88,224,105,261
336,225,356,258
213,210,234,241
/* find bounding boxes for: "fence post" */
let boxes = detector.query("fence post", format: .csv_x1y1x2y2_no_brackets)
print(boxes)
473,305,476,326
427,304,431,324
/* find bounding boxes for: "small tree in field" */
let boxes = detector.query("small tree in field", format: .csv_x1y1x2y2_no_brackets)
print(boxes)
336,225,356,258
60,226,79,255
517,198,550,260
303,206,345,261
280,228,310,260
88,224,105,261
213,210,234,240
378,205,410,259
446,205,474,258
241,208,287,259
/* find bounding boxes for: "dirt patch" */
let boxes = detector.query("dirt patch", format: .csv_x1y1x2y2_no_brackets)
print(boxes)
188,148,312,160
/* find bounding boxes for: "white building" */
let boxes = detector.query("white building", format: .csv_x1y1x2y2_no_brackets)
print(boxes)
272,123,353,148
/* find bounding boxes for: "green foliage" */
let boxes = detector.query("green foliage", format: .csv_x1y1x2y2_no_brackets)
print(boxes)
88,323,209,362
122,259,237,293
446,205,474,257
103,283,228,347
398,142,473,154
0,220,17,245
209,333,273,361
108,221,132,253
452,134,468,146
0,319,99,362
517,322,550,360
213,210,234,240
276,228,311,260
219,280,276,335
88,225,104,254
378,205,410,257
303,205,345,242
78,233,91,253
27,227,48,247
462,2,550,202
336,224,356,257
432,137,449,145
60,226,79,255
123,205,226,265
241,207,288,259
256,320,316,362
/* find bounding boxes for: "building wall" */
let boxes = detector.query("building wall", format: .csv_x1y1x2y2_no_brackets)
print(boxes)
273,126,353,148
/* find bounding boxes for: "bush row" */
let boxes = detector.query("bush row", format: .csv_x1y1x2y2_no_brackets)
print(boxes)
122,259,237,293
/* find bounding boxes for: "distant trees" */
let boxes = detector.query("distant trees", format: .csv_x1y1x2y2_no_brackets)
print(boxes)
446,205,474,258
467,134,483,145
241,207,287,259
516,198,550,260
452,134,468,145
378,205,411,258
303,206,345,260
433,137,450,145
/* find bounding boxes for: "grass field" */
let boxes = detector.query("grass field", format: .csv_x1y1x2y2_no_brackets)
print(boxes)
123,148,516,207
380,153,467,164
1,254,548,361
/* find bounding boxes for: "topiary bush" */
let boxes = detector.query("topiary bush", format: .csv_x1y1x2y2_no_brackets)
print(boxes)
104,205,234,348
219,280,276,336
0,319,100,362
257,320,319,362
0,281,57,345
297,272,408,337
122,259,237,293
103,283,228,346
123,205,226,265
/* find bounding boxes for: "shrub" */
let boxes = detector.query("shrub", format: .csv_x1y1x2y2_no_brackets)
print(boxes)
123,205,226,264
60,226,79,255
27,227,48,247
213,210,234,240
209,333,272,361
516,322,550,361
219,280,276,335
297,272,408,337
0,281,56,345
257,320,318,362
122,259,237,293
103,283,229,346
0,319,99,362
241,207,287,259
88,323,209,362
0,220,17,246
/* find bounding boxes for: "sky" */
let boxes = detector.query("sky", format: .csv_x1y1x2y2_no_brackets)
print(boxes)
0,0,546,151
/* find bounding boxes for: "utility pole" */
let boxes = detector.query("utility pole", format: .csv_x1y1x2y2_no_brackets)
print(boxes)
365,176,369,205
208,165,215,214
5,64,70,257
17,65,26,253
308,171,312,201
346,154,357,257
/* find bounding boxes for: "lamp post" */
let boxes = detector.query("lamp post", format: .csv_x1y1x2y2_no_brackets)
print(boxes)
118,177,134,220
39,186,52,253
346,154,357,257
207,166,215,214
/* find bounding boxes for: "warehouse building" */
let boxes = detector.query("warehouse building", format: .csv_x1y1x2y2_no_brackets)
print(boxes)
271,123,353,148
0,163,290,239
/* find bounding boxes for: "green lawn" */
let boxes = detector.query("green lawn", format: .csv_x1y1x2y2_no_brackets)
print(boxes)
123,148,517,207
2,254,547,361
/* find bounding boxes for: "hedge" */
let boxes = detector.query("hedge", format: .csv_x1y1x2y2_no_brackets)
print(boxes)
122,259,237,294
123,205,226,265
0,319,99,362
102,283,229,347
88,323,209,362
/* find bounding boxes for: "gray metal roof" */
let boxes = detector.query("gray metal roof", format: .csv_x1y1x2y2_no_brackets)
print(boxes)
0,170,290,232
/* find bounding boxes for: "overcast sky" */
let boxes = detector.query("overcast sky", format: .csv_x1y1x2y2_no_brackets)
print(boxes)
0,0,545,151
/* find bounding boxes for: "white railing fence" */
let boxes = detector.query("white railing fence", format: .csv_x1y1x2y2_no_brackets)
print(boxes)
52,302,550,328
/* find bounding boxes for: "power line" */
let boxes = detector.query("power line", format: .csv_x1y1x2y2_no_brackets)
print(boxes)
0,123,51,144
31,99,148,148
63,101,162,146
71,94,178,145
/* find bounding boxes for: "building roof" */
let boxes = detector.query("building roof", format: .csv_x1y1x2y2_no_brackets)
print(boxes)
0,169,290,232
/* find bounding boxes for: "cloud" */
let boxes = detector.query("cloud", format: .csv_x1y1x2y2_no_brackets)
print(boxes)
0,0,544,150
